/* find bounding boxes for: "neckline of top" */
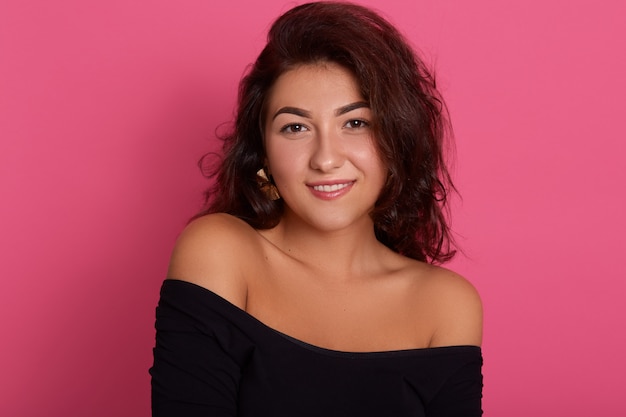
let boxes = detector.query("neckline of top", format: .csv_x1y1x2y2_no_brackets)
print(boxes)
165,279,481,358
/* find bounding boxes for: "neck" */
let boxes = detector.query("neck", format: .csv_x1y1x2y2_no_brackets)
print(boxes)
266,212,390,282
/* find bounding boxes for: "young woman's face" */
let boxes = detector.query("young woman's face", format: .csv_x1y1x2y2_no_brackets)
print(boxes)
264,62,387,232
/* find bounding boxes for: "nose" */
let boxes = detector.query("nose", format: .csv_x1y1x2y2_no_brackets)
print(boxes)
309,128,345,172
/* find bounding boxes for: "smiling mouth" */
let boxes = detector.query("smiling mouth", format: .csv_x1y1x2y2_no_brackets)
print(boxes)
311,183,353,192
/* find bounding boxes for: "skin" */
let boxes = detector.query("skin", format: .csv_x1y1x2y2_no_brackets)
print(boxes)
168,63,482,352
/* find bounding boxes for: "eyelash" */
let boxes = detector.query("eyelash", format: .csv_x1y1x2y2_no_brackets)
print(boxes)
279,119,369,134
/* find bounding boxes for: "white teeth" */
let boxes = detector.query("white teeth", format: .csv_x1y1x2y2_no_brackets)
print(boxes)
312,183,350,192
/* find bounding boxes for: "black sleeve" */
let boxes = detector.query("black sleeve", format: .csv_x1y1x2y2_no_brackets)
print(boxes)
426,354,483,417
150,281,248,417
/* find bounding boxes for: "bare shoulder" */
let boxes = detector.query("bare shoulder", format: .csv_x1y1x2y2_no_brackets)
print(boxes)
413,264,483,348
167,213,260,309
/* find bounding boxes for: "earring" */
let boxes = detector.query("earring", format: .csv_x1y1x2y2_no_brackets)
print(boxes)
256,168,280,200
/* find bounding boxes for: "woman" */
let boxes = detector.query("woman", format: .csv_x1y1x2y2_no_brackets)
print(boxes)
151,2,483,416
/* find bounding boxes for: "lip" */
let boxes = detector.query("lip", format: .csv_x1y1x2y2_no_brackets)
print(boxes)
306,180,355,200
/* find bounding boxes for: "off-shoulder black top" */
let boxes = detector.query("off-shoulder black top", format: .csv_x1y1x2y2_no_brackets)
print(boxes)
150,279,483,416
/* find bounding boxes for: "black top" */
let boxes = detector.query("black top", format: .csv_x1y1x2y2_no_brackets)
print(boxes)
151,279,483,416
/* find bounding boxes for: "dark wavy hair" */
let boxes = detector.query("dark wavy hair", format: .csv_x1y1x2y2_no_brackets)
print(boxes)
196,1,457,263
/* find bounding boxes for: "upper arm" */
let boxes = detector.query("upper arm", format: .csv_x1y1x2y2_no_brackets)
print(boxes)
153,214,256,415
428,269,483,348
167,213,250,309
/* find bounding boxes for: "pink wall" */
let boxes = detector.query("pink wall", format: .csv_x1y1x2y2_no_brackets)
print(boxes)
1,1,624,415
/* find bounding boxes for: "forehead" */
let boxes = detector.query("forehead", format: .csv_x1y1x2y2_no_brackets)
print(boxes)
265,62,364,110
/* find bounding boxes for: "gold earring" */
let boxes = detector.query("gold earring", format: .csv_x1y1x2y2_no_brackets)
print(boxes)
256,168,280,200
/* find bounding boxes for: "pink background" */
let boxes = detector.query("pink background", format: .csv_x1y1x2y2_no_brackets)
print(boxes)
1,0,625,415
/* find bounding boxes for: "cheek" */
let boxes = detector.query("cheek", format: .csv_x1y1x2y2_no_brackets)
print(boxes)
265,143,301,186
264,138,282,171
355,143,387,179
367,157,389,197
372,161,388,191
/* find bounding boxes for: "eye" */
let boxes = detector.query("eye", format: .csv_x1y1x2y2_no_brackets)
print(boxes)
344,119,369,129
280,123,309,134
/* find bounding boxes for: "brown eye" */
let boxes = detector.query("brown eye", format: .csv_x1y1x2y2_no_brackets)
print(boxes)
344,119,369,129
280,123,308,133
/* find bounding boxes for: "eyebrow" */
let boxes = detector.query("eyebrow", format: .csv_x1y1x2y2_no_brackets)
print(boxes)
271,101,370,120
335,101,369,116
272,106,311,120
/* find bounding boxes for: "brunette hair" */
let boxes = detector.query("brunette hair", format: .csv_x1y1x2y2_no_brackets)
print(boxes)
197,1,457,263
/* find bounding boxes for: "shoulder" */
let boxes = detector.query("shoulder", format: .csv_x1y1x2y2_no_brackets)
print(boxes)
167,213,261,309
413,264,483,348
